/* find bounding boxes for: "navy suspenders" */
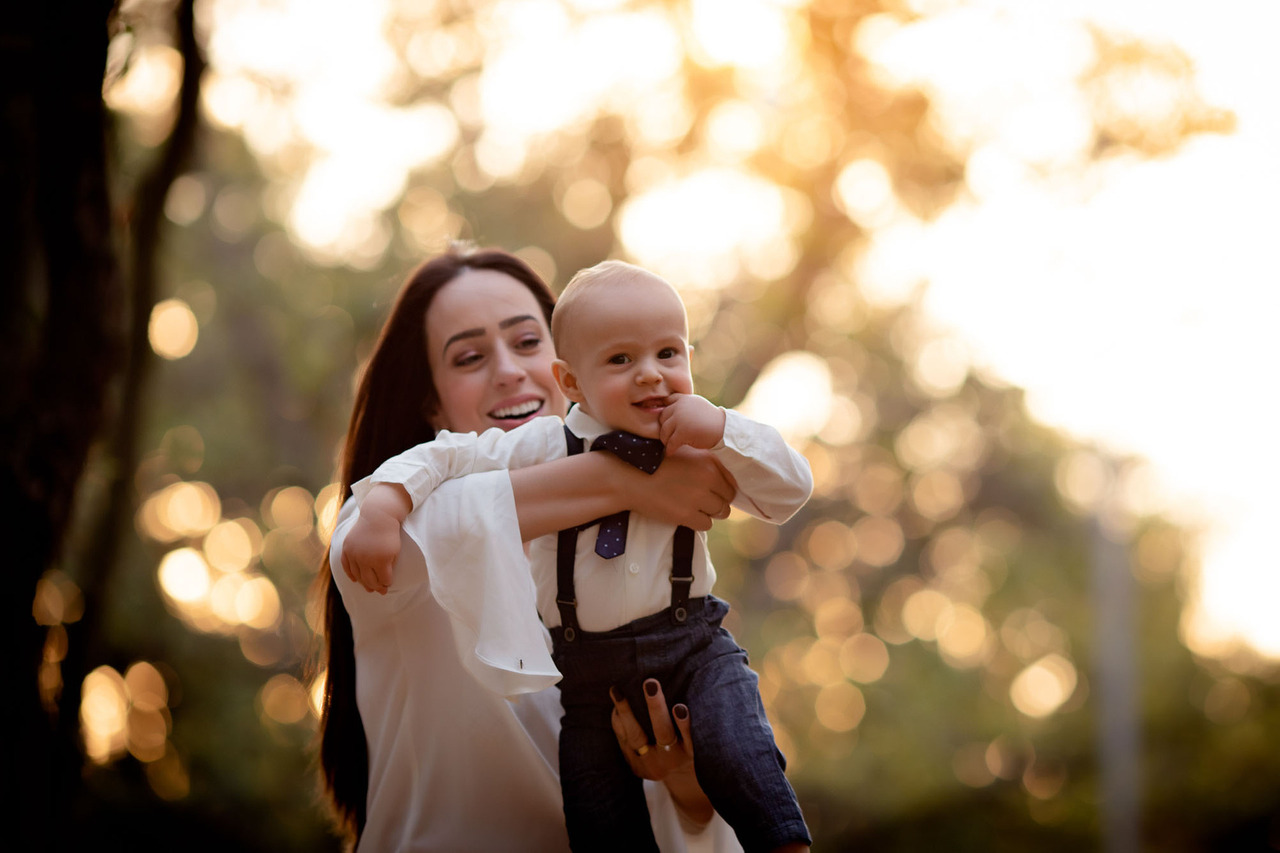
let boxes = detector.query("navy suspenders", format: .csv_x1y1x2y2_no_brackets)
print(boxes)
558,425,694,642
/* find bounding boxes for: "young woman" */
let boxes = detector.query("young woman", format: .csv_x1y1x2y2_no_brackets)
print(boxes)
316,247,741,851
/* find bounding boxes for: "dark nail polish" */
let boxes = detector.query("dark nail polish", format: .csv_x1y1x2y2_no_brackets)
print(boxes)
674,704,688,720
644,679,659,697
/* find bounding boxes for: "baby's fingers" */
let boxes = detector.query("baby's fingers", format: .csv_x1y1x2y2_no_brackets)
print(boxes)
660,418,688,453
353,559,387,595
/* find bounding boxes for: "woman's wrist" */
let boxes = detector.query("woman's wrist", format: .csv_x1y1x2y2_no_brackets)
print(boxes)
662,765,715,828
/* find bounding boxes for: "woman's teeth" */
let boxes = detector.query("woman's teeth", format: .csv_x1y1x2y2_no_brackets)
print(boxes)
491,400,542,419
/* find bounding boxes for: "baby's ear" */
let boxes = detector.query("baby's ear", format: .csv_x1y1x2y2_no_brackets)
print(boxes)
553,360,586,404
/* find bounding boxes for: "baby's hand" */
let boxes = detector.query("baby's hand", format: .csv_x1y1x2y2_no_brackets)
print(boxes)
658,393,726,454
341,484,410,595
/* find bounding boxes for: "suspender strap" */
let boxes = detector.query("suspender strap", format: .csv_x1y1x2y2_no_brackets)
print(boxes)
557,425,585,642
558,424,697,635
670,525,694,623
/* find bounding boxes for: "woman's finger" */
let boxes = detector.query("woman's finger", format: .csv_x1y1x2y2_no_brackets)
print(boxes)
672,703,694,756
714,460,739,502
610,686,649,754
642,679,679,748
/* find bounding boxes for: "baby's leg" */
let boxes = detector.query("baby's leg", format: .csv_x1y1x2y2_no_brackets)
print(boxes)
555,637,660,852
558,712,659,852
684,624,810,852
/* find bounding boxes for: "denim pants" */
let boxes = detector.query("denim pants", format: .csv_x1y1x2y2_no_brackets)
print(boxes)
551,596,811,853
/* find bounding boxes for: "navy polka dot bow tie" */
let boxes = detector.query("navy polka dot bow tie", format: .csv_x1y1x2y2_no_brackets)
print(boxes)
589,431,666,559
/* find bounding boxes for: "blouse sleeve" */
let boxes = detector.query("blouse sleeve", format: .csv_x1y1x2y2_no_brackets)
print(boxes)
399,469,560,696
710,409,813,523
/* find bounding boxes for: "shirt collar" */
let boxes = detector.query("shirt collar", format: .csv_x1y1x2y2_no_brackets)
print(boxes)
565,405,609,441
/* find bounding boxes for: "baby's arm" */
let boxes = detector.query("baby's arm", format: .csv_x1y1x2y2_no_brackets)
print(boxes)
661,394,812,523
344,419,563,592
341,483,411,595
714,407,813,522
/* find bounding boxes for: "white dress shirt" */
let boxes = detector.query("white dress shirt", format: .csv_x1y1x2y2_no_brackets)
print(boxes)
356,406,812,635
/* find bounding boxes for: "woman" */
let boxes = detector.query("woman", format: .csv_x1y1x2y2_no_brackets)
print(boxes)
316,247,740,851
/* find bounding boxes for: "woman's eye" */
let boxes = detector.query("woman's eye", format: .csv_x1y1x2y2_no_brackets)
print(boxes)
453,352,483,367
515,335,542,351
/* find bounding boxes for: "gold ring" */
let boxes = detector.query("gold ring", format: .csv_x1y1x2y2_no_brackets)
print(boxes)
636,745,650,756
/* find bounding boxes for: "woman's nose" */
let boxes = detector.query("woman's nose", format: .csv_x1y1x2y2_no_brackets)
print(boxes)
492,346,526,384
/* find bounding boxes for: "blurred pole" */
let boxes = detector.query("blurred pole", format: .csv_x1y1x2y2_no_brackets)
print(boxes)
1092,517,1141,853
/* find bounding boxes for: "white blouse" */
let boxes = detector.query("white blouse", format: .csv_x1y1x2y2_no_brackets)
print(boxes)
331,470,741,852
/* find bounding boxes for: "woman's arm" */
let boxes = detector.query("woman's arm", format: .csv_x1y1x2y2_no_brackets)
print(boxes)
509,446,736,542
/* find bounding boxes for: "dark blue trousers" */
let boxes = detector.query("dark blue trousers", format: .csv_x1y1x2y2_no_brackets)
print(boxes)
551,596,811,853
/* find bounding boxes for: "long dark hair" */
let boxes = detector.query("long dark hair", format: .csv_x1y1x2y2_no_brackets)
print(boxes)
313,247,555,845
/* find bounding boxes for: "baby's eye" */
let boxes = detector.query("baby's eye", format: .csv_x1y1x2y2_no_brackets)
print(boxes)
658,347,680,359
607,353,631,365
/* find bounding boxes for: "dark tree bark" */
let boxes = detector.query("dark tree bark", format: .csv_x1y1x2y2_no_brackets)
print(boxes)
1,3,123,848
1,1,202,846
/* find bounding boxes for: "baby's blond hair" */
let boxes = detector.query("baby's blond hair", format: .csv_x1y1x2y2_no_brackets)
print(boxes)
552,260,676,359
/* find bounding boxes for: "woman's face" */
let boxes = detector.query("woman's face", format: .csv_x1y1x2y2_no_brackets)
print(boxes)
425,268,565,434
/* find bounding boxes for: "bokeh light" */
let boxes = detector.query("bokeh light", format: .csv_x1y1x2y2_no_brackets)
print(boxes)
157,548,212,605
1010,654,1079,718
138,481,222,543
81,666,129,765
737,350,833,443
148,298,199,359
619,168,802,290
260,674,311,725
203,519,256,573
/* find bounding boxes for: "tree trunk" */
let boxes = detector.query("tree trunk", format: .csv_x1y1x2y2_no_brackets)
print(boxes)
0,2,123,848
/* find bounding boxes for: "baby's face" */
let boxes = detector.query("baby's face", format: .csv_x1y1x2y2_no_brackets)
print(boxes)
558,278,692,438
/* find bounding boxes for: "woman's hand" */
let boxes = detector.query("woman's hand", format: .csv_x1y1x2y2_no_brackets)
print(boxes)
610,679,715,826
628,446,737,531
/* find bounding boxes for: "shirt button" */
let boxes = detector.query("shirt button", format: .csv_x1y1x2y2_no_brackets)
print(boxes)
628,563,640,574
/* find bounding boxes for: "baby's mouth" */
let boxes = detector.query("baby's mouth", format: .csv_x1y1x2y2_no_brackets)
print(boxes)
490,399,543,421
634,397,667,410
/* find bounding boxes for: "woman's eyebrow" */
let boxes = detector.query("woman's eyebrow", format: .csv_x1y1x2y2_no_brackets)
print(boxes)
441,314,539,355
498,314,538,330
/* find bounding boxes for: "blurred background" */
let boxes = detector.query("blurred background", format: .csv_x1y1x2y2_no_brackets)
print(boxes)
7,0,1279,850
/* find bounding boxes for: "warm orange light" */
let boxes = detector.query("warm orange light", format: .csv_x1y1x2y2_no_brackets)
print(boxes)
158,548,212,605
265,485,316,530
814,682,866,733
839,633,890,684
764,552,809,602
261,674,311,725
1010,654,1078,718
81,666,129,765
149,298,199,360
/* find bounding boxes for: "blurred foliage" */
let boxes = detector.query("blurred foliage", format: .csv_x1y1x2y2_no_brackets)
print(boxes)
38,0,1279,850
